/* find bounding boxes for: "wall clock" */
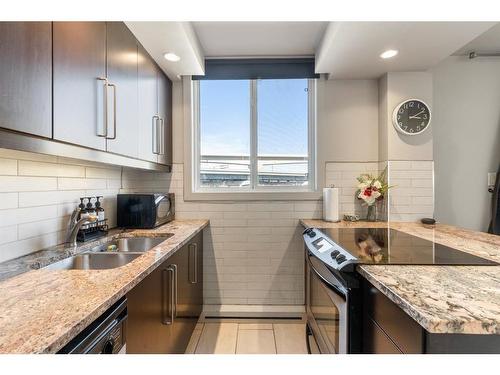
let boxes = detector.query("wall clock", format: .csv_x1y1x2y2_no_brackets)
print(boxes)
392,99,431,135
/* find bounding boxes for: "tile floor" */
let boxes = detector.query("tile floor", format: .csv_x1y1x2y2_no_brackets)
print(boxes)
185,320,309,354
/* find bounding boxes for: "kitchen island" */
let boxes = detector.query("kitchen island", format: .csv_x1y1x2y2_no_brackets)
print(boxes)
0,220,208,354
301,219,500,352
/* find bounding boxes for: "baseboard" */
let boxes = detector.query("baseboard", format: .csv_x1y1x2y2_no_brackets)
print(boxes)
201,304,305,321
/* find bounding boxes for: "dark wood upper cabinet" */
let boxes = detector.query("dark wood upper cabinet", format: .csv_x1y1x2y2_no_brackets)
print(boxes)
138,45,159,163
0,22,52,138
1,21,171,169
106,22,139,158
157,70,173,166
53,22,107,151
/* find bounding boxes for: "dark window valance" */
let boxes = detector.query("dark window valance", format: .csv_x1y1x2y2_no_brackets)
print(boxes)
192,58,319,80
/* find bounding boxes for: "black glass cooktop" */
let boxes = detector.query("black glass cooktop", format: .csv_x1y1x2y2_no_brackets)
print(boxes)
321,228,498,266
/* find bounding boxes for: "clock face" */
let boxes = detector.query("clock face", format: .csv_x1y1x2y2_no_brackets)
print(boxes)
392,99,431,135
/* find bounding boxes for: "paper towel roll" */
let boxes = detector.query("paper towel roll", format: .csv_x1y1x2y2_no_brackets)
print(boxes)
323,187,340,222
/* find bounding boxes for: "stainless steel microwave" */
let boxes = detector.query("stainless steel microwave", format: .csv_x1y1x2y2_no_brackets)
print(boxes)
117,193,175,229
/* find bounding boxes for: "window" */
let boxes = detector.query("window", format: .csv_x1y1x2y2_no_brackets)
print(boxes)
193,78,315,192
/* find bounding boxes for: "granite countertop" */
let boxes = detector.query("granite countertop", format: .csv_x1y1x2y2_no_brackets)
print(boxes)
0,219,209,354
300,219,500,335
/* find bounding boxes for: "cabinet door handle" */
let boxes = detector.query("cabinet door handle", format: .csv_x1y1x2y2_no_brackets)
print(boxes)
162,266,175,325
189,243,198,284
106,82,117,140
159,117,165,155
152,115,160,154
172,264,178,319
96,77,108,138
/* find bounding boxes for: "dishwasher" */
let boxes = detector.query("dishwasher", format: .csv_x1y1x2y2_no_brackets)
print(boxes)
58,297,127,354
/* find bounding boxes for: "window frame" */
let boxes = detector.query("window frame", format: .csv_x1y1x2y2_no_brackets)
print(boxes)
192,78,316,194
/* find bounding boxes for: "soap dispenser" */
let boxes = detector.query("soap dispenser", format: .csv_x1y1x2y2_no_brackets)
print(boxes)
78,197,87,220
86,197,96,218
95,196,105,221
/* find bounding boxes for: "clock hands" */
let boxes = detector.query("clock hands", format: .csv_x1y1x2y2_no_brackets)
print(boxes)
409,109,425,119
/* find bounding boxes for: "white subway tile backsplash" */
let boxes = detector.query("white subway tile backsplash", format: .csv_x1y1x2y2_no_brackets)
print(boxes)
0,176,57,192
18,217,67,240
387,160,434,222
0,158,18,175
0,148,123,262
0,225,18,246
57,177,107,191
0,148,57,163
85,166,121,179
0,232,61,263
0,193,18,210
18,190,85,208
18,160,85,178
0,205,58,227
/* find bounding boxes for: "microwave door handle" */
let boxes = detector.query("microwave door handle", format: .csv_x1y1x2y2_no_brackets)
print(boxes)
154,195,165,206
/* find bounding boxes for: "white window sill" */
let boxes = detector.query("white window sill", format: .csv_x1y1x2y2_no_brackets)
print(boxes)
183,190,322,201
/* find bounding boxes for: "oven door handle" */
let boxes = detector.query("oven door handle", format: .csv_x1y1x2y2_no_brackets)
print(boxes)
306,251,347,300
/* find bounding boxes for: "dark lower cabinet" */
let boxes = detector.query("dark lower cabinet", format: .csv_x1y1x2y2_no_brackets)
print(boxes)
361,277,500,354
0,22,52,138
126,232,203,353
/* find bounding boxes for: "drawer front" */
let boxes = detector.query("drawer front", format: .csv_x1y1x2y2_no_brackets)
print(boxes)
363,279,424,354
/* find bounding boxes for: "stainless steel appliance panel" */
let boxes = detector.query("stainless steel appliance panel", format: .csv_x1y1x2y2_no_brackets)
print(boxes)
306,252,348,354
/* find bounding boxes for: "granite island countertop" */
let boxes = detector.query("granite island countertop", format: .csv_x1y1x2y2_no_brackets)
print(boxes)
0,219,208,353
300,219,500,335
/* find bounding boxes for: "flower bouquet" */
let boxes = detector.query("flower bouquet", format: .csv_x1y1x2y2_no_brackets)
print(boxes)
356,169,391,221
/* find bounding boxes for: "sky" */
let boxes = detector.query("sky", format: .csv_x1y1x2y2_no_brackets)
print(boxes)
199,78,309,157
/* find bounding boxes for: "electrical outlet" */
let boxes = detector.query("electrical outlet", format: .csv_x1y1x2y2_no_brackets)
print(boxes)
488,172,497,192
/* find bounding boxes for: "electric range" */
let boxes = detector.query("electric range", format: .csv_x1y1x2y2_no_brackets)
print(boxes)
303,227,497,272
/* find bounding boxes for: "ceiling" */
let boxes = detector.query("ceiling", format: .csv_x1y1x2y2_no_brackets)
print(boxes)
315,22,496,79
191,22,328,57
454,23,500,55
125,22,205,80
127,21,498,81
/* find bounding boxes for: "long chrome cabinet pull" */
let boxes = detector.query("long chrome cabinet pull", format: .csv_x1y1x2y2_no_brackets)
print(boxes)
159,117,165,155
152,115,160,154
162,266,175,325
106,82,117,140
188,243,198,284
172,264,178,319
96,77,108,138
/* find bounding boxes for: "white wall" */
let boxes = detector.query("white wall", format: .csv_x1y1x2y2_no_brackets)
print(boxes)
432,56,500,231
317,79,379,163
379,72,433,161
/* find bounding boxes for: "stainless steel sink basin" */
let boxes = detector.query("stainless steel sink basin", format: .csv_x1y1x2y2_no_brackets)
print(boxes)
90,235,172,253
43,253,142,270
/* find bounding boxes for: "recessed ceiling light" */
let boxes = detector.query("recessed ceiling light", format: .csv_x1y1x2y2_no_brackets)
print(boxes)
164,52,180,62
380,49,398,59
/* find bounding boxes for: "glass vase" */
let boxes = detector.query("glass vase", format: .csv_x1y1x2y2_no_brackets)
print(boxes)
366,204,377,222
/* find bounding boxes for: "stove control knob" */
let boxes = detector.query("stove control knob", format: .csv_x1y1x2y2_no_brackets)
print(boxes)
336,254,346,263
330,250,340,259
303,228,316,238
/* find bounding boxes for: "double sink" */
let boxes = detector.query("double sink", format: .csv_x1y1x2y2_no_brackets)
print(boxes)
44,235,173,271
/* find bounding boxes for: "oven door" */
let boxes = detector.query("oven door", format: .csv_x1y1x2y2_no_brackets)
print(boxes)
306,250,349,354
